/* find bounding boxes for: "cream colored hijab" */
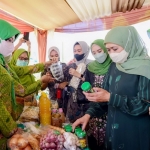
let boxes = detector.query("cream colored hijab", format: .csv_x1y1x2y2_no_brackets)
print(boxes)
48,46,60,60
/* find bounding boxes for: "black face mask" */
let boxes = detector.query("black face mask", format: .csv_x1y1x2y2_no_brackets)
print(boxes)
74,54,84,61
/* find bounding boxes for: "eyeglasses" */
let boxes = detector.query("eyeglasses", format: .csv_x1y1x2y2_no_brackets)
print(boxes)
18,57,29,61
5,37,15,43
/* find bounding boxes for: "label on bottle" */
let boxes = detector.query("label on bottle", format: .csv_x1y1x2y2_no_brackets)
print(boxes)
79,138,86,148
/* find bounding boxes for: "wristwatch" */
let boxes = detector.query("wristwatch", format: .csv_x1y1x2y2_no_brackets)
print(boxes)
80,74,84,79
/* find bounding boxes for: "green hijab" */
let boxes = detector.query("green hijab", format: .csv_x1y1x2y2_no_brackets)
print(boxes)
0,19,20,41
9,49,29,67
104,26,150,79
88,39,112,75
9,49,34,86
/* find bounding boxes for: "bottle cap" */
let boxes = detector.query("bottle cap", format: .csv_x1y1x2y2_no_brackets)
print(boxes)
58,108,63,113
64,124,72,132
40,92,47,98
52,109,57,113
75,127,82,135
77,131,86,138
17,123,25,129
81,82,92,92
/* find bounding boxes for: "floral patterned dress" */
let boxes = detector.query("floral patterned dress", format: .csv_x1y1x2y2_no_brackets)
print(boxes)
84,69,107,149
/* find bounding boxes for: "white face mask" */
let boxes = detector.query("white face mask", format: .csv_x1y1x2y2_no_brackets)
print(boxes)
109,50,129,63
0,40,14,57
94,52,107,63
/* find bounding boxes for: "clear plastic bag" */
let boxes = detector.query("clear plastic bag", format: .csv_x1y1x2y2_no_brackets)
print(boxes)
19,106,39,122
69,63,86,89
49,62,64,82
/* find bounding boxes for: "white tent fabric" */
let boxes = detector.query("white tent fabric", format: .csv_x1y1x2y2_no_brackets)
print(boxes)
66,0,111,21
66,0,150,21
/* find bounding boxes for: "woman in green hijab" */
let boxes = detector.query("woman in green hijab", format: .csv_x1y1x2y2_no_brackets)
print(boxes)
73,26,150,150
9,48,56,104
0,19,53,150
72,39,111,149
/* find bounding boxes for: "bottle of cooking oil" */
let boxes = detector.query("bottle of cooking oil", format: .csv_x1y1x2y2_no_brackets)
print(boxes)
39,92,51,125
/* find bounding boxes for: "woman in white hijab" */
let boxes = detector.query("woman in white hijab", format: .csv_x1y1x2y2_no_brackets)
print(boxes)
64,41,92,122
42,46,67,108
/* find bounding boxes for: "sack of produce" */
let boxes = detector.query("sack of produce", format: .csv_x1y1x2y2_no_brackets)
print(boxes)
8,133,34,150
19,106,39,122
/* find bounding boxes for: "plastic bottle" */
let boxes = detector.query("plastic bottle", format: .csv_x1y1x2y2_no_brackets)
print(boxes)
75,127,82,135
39,92,51,125
56,88,62,108
58,108,65,125
81,82,94,93
51,108,62,127
56,89,62,99
77,131,87,149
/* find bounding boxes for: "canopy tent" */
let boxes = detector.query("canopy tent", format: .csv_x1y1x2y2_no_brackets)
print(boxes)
0,0,150,62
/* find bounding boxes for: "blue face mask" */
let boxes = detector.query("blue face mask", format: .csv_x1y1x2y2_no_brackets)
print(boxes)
16,59,28,66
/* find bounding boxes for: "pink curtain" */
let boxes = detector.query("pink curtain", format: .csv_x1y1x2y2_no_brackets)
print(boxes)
0,10,33,33
37,30,47,63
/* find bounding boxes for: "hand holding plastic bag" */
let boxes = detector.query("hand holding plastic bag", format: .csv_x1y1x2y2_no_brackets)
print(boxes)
49,61,64,82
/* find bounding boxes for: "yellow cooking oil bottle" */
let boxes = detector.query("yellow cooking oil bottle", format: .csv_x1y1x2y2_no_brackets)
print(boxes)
39,92,51,125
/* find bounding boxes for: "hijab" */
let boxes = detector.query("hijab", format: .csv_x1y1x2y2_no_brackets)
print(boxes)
48,46,60,60
104,26,150,79
8,49,34,86
0,19,20,41
0,19,20,57
73,41,91,65
9,48,29,67
88,39,112,75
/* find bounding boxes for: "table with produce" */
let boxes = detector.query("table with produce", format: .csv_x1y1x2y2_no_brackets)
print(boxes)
8,92,90,150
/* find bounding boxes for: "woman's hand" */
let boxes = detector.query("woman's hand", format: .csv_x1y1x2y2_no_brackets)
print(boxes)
18,38,26,45
58,82,68,89
83,87,110,102
72,114,91,131
69,68,81,78
67,58,76,65
40,75,55,83
44,57,58,67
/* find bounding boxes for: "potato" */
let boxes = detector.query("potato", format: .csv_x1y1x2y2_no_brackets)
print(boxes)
23,145,32,150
